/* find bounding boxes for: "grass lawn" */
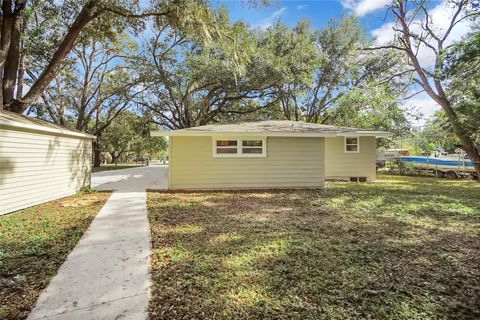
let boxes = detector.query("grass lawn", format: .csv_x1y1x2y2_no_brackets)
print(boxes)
0,191,111,320
92,164,143,173
147,175,480,319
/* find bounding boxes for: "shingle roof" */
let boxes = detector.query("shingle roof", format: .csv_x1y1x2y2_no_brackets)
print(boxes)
151,120,391,137
0,110,95,139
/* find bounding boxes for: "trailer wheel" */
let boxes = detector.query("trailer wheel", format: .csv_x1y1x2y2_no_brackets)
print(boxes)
376,160,385,169
446,171,458,179
434,170,446,178
471,172,479,181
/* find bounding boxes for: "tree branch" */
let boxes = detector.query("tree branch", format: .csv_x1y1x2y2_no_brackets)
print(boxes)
102,7,171,19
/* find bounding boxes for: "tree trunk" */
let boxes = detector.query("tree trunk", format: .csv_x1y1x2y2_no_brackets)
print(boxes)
2,0,24,107
110,152,118,165
0,0,15,108
6,0,100,113
0,1,14,68
15,41,24,100
395,0,480,181
93,140,102,167
452,132,480,181
437,98,480,181
463,143,480,181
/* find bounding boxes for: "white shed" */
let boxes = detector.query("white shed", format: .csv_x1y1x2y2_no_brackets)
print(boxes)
0,111,95,215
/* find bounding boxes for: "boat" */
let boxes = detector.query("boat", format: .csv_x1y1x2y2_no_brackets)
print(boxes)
395,154,475,178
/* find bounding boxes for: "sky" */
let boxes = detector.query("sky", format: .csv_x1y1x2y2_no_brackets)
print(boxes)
221,0,389,31
214,0,474,126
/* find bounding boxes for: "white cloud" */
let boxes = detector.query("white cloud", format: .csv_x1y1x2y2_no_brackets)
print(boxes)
296,5,307,10
371,22,395,44
255,7,287,30
341,0,391,16
402,94,442,126
371,0,472,67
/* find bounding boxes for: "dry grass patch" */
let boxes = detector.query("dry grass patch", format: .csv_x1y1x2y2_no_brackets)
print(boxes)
0,191,111,320
147,175,480,319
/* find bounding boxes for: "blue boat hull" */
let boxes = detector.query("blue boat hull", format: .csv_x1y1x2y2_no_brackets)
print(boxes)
396,156,474,171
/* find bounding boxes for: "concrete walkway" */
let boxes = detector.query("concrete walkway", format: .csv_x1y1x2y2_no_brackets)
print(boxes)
28,165,168,320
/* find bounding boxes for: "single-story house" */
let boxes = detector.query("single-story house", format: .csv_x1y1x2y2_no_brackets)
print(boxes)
0,111,95,215
151,120,391,190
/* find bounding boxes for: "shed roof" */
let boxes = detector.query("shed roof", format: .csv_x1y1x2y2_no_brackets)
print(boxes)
151,120,391,137
0,110,95,139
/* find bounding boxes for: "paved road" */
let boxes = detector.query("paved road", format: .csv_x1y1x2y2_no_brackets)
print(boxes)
28,165,167,320
92,164,168,191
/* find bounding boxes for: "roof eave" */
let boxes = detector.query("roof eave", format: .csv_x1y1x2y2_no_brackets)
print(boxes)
151,130,392,138
0,118,96,139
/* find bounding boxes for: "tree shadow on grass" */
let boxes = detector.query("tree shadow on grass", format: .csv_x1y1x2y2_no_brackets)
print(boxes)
147,182,480,319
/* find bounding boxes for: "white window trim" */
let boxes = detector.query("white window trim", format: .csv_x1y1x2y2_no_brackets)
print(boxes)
344,136,360,153
212,137,267,158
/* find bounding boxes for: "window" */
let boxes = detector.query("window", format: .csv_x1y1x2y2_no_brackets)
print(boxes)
345,137,359,153
213,138,266,157
216,140,237,154
242,140,263,154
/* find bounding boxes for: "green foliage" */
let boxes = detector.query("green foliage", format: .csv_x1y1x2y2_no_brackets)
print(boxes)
9,0,266,114
138,19,285,128
92,164,143,172
330,83,412,135
416,112,459,154
101,111,167,162
329,83,416,148
32,32,139,132
27,1,412,146
260,19,318,88
269,16,410,127
138,15,411,132
144,0,263,77
79,186,97,194
24,0,137,85
442,30,480,148
276,16,361,121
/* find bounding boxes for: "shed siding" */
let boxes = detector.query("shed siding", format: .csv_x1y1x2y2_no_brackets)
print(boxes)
0,128,92,215
324,136,376,181
169,136,325,189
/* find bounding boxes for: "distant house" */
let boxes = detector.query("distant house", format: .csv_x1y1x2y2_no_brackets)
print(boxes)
152,120,391,190
0,111,95,215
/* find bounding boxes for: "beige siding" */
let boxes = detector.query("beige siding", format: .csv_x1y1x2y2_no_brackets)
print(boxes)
324,136,376,181
169,136,325,189
0,128,92,215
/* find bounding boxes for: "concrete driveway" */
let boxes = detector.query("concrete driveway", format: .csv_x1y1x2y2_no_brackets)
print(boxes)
92,165,168,191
